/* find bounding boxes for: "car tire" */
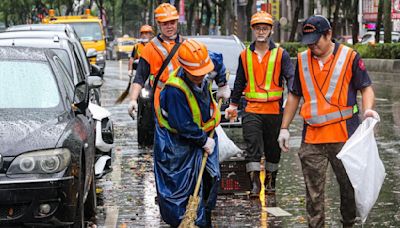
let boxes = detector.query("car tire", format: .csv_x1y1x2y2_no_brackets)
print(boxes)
137,96,154,147
84,171,97,223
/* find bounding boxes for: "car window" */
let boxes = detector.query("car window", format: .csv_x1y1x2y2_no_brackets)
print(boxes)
52,49,73,77
191,38,243,73
118,40,135,46
54,56,75,100
67,22,103,41
0,61,60,108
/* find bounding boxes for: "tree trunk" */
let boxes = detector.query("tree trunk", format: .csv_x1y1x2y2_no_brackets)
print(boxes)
351,0,359,45
196,1,203,35
383,0,392,43
246,0,254,41
289,0,303,42
187,0,197,35
121,0,127,34
375,0,384,43
204,0,212,35
332,0,341,38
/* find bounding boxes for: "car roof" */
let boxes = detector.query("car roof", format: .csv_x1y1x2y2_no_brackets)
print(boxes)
0,32,72,49
186,35,244,47
0,46,48,61
0,30,72,40
6,24,79,39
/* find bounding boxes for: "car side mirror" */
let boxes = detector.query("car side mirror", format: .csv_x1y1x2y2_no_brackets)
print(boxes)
73,81,89,114
88,75,103,89
87,48,97,58
91,64,102,76
133,59,139,70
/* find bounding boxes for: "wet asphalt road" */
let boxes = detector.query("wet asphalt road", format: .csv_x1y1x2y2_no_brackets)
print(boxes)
95,60,400,227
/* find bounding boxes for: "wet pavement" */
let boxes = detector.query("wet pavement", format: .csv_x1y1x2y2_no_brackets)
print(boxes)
95,60,400,227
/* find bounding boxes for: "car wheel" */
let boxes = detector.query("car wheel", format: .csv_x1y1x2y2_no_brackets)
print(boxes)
84,171,97,223
137,96,154,147
116,53,120,61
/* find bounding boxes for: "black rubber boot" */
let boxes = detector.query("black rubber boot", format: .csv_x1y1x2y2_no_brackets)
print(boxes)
249,171,261,198
265,171,277,194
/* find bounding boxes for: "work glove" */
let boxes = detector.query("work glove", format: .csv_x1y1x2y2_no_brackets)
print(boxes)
216,84,231,102
277,128,290,152
224,104,238,123
128,70,133,77
128,100,138,118
364,109,380,122
203,137,215,155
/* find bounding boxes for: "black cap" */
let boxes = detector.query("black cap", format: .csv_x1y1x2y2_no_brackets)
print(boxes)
301,15,331,45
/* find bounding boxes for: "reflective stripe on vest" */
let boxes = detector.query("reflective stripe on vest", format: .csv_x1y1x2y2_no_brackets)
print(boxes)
245,47,283,101
151,37,175,74
155,68,221,133
300,45,357,125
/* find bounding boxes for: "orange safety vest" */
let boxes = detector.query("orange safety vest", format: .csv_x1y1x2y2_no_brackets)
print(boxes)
241,47,284,102
133,42,145,60
154,67,221,133
298,44,358,127
148,36,182,90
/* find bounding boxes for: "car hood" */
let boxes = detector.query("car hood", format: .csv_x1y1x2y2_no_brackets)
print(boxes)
0,110,69,156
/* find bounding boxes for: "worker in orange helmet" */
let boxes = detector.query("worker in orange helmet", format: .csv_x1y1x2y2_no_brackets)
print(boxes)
127,2,230,148
153,39,221,227
225,11,294,197
128,24,154,77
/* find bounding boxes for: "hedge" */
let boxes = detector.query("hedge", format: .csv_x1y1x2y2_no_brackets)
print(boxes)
243,41,400,59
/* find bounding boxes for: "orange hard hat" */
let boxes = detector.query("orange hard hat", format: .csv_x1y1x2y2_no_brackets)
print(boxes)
140,25,153,34
178,39,214,76
154,3,179,23
250,11,273,26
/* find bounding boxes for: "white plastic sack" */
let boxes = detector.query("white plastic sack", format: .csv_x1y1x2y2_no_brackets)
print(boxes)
216,125,243,162
336,117,386,223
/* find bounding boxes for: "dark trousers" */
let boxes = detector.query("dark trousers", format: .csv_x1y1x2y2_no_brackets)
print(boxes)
298,143,356,228
242,112,282,172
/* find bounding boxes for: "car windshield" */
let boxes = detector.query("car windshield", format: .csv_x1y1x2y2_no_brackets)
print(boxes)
118,40,135,46
191,38,243,73
0,61,60,109
67,22,103,41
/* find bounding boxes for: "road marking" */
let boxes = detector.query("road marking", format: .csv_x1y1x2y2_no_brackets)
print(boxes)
104,206,119,227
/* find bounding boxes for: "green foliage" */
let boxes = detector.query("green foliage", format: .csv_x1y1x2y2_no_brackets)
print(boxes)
280,42,400,59
352,43,400,59
280,42,307,57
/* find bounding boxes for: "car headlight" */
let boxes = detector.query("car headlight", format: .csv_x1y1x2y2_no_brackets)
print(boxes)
140,88,151,98
96,51,105,61
7,148,71,174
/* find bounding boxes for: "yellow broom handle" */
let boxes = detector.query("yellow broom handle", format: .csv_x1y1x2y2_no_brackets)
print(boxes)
192,98,223,198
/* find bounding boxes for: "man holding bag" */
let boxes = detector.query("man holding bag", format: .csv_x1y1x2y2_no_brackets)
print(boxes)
278,15,379,227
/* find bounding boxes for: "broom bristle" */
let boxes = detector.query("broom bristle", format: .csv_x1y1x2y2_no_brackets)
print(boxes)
115,91,129,104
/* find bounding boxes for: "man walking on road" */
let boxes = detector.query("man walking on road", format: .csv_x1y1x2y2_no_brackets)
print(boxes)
153,39,221,227
225,11,294,197
278,15,380,227
128,24,153,77
127,3,230,142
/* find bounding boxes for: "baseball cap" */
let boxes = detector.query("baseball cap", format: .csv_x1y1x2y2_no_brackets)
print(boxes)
301,15,331,45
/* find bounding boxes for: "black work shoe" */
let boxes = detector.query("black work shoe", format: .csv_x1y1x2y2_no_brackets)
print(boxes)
249,171,261,198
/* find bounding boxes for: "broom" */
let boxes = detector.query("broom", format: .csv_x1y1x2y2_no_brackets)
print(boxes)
178,98,223,228
115,76,132,104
